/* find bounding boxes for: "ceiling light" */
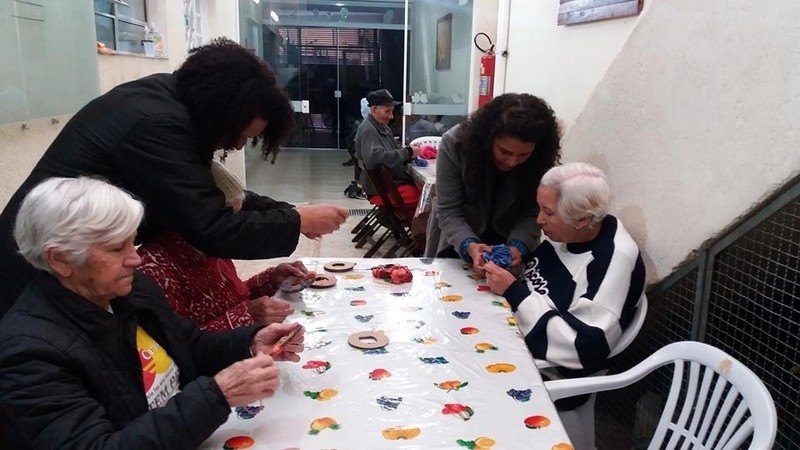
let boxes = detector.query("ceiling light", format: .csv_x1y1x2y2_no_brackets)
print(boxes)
252,0,260,4
270,10,279,22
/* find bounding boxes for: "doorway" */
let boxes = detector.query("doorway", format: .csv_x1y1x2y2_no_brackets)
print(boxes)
258,2,406,151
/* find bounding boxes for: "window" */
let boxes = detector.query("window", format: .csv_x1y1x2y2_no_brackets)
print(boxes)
94,0,149,54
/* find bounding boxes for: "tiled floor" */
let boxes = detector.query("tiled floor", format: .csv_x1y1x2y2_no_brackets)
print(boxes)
235,148,378,278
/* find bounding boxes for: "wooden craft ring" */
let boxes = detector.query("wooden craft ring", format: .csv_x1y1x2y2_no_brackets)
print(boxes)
280,276,311,293
310,273,337,289
348,331,389,349
324,261,356,272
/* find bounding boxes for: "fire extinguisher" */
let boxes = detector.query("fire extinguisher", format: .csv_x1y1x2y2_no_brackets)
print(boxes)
475,32,495,108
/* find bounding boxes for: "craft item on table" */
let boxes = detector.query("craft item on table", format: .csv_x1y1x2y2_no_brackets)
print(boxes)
371,264,413,284
324,261,355,272
310,273,337,288
280,275,313,292
482,244,512,269
270,323,303,356
419,145,438,159
348,330,389,349
412,158,428,167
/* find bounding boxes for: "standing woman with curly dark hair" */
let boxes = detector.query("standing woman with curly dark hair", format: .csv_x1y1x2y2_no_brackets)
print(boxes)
426,93,561,273
0,38,349,315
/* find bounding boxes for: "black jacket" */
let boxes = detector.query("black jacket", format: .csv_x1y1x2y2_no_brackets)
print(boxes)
0,271,259,449
0,73,301,315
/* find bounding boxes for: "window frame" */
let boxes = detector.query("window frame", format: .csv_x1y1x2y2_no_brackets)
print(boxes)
94,0,150,55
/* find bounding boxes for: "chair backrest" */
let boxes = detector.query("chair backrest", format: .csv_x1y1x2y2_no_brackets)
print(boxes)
534,294,648,369
409,136,442,149
545,341,777,450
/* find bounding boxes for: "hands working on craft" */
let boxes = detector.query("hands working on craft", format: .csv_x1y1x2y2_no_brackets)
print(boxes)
466,242,523,275
248,261,316,324
215,322,305,407
483,261,518,295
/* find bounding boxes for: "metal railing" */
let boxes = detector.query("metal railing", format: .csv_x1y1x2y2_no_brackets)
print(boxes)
596,174,800,449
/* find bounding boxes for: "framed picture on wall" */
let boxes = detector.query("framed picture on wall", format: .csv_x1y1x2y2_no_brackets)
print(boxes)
436,13,452,70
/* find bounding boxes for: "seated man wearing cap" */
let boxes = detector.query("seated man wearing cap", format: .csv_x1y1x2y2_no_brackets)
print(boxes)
354,89,422,211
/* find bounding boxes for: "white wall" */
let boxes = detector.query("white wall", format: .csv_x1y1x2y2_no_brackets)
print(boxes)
504,0,638,129
0,0,244,208
504,0,800,284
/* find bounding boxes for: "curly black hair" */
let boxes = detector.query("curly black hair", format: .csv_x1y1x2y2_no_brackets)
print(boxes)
462,93,561,199
174,37,294,163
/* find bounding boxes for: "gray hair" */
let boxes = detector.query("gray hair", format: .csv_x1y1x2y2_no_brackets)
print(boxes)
540,162,610,226
14,177,144,273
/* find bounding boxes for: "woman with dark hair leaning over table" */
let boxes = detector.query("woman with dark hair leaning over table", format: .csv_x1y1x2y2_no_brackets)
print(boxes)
0,37,348,317
0,177,304,449
426,93,562,274
139,160,314,331
484,162,646,450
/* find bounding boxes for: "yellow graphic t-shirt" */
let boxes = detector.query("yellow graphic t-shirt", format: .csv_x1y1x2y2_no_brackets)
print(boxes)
136,326,180,409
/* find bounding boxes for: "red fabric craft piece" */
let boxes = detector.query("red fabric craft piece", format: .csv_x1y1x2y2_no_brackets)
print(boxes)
419,145,438,159
371,264,414,284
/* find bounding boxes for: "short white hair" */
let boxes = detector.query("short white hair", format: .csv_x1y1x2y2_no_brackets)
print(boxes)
540,162,610,226
210,160,245,203
14,177,144,273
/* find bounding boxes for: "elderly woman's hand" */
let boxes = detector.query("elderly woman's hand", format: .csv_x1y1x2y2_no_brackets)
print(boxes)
251,322,305,362
484,262,517,295
214,353,280,407
248,296,294,325
270,262,315,291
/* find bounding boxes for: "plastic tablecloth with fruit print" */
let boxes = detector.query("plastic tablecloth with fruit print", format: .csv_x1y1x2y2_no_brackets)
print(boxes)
199,258,574,450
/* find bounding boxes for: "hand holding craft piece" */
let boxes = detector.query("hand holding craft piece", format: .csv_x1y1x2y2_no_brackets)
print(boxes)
482,244,512,269
280,275,313,293
371,264,413,284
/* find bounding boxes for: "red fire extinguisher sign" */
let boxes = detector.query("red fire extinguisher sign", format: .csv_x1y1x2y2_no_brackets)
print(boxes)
475,33,495,108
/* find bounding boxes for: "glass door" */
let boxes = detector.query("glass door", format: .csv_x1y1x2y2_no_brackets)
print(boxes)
247,1,406,150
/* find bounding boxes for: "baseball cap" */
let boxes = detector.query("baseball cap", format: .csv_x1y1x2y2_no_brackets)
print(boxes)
366,89,401,107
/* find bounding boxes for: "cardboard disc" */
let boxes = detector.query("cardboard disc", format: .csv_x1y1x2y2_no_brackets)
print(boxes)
310,273,337,288
348,331,389,349
324,261,355,272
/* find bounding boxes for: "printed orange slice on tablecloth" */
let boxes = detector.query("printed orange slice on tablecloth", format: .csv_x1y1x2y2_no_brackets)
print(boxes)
343,273,365,280
524,415,551,429
507,316,517,326
382,426,421,440
485,363,516,373
434,380,468,392
440,294,463,302
223,435,254,449
457,436,497,449
303,388,338,401
460,326,479,335
492,299,511,309
552,443,574,450
308,417,340,435
369,368,391,380
475,342,498,353
435,281,452,288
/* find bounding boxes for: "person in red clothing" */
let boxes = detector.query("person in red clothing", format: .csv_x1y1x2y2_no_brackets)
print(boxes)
138,160,314,331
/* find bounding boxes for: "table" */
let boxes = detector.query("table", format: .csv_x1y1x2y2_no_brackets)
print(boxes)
200,258,573,450
409,160,436,218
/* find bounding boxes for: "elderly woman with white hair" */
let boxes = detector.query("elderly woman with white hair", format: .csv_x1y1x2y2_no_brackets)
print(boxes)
484,162,646,375
0,177,304,449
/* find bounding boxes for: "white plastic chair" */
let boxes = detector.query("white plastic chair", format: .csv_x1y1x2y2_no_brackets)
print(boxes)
545,341,778,450
408,135,442,149
534,294,648,369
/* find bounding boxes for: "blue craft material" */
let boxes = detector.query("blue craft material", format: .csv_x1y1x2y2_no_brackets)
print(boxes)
412,158,428,167
482,244,512,269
